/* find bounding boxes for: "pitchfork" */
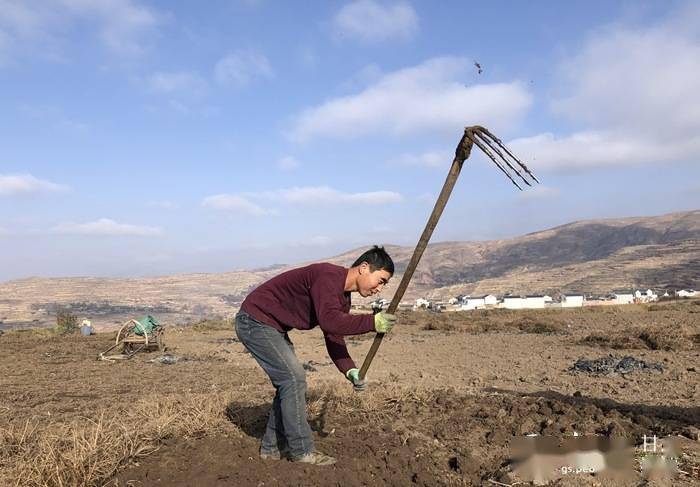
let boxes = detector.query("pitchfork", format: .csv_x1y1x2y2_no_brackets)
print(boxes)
358,126,540,381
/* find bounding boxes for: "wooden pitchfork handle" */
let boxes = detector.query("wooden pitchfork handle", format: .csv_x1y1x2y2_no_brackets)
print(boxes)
358,126,539,380
358,130,475,380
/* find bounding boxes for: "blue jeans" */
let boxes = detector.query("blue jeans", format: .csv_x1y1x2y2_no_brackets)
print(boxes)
234,311,314,457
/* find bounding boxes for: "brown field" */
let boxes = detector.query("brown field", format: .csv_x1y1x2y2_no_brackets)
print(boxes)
1,300,699,486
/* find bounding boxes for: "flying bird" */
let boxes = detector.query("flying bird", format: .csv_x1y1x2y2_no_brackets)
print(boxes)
474,61,483,74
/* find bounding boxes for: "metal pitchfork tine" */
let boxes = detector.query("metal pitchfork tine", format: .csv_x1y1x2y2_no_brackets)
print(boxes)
468,125,539,190
358,125,540,382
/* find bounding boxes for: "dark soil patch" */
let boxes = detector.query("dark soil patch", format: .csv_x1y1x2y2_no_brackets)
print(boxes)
571,355,664,375
115,388,699,486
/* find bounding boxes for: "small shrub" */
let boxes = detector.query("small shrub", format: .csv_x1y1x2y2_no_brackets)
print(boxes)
510,316,566,334
189,318,233,332
54,310,78,335
422,318,454,331
638,331,660,350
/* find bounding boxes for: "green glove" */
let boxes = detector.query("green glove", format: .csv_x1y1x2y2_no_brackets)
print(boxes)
373,312,397,333
346,368,367,391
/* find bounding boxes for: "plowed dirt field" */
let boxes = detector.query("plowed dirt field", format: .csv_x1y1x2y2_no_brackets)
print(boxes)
1,301,699,486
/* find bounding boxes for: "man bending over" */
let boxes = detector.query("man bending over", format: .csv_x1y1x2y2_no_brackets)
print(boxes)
235,246,397,465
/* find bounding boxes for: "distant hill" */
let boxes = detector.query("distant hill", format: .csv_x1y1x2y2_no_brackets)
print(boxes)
325,209,700,300
1,210,698,329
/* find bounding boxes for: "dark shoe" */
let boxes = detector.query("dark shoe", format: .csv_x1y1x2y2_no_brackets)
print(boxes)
291,450,336,465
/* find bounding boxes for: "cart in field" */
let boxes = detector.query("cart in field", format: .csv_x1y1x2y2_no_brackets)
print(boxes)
99,315,165,361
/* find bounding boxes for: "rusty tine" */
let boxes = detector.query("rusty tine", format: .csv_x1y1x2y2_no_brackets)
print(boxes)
479,127,540,184
472,131,533,187
468,132,524,190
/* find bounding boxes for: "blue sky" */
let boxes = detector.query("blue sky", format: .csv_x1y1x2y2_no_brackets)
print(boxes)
1,0,699,281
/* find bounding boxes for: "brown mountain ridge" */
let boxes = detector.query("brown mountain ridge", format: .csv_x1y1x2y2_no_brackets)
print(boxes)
0,210,698,329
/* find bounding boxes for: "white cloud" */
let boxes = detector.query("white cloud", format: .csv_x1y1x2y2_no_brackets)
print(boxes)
0,173,69,196
288,57,532,142
391,150,450,168
0,1,52,38
332,0,418,43
202,194,272,216
516,185,560,201
60,0,160,57
203,186,403,216
52,218,162,236
277,156,301,171
509,131,700,170
0,1,56,65
519,4,700,169
147,71,207,95
254,186,403,205
0,0,160,62
214,49,274,87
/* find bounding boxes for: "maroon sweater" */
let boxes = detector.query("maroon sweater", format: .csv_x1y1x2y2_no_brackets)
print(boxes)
240,263,375,373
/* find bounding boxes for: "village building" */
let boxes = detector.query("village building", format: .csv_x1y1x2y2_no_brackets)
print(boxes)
561,293,585,308
502,295,525,309
583,295,613,306
371,298,390,310
524,295,546,309
456,294,497,311
634,289,658,303
612,290,635,305
676,289,697,298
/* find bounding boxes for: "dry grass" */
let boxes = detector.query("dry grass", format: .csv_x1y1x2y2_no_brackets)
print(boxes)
188,318,233,333
581,323,700,351
0,381,439,487
408,309,568,334
305,382,436,422
0,393,235,487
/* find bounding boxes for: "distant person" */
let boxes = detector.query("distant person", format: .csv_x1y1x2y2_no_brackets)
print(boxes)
235,246,397,465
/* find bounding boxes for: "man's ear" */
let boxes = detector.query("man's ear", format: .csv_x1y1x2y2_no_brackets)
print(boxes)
359,261,369,274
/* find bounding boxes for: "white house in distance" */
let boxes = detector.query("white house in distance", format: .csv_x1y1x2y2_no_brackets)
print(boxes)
612,291,635,305
524,295,546,309
416,298,431,308
635,289,658,302
502,295,525,309
561,293,585,308
461,294,498,310
677,289,697,298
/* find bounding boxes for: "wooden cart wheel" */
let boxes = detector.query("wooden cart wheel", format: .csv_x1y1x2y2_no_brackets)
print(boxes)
115,320,136,345
116,320,148,355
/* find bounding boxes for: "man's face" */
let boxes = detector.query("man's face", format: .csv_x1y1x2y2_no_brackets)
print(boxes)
357,262,391,297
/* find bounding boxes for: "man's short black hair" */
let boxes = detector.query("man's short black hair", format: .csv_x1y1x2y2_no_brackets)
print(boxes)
351,245,394,274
